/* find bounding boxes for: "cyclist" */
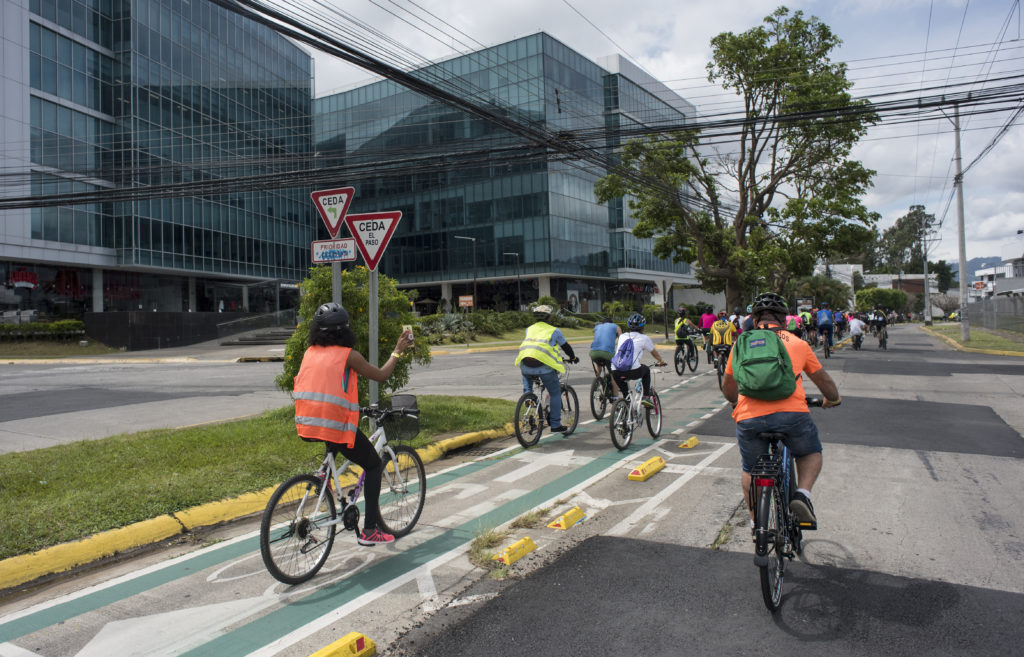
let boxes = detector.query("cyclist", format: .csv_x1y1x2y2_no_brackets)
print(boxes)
674,306,700,340
816,302,835,351
699,305,717,363
785,311,804,339
834,309,848,339
848,312,867,349
293,302,414,546
710,310,737,357
515,304,579,433
611,313,667,408
872,307,889,348
589,315,621,382
721,292,841,530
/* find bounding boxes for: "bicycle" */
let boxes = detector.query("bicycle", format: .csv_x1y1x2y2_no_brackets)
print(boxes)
514,365,579,448
711,344,731,390
878,325,888,351
821,326,831,359
750,397,835,611
673,330,699,375
589,359,616,420
259,396,426,585
608,363,665,450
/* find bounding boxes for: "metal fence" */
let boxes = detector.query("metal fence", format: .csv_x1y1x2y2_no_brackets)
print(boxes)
971,296,1024,334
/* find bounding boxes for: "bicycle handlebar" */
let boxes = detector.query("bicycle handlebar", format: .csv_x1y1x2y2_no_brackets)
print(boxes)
360,405,419,420
805,397,840,408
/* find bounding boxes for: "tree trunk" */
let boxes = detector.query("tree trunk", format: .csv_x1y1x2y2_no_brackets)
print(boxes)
725,279,745,314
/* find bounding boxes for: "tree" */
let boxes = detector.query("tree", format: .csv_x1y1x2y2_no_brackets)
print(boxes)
931,259,954,294
931,293,960,316
595,7,878,308
855,287,907,312
852,270,865,292
786,275,852,310
276,266,431,404
875,205,935,273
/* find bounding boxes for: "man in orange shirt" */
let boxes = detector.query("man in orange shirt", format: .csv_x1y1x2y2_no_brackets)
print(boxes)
721,292,841,528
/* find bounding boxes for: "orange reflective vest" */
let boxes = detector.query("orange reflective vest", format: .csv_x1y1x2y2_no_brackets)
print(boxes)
293,345,361,446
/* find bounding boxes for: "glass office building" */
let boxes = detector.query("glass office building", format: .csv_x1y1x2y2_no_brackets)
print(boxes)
1,0,312,318
313,33,697,313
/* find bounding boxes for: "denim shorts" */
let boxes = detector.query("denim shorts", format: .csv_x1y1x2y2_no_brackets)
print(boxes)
735,412,822,472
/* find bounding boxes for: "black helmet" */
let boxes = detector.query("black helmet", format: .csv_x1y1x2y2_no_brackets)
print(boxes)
312,302,350,333
750,292,789,316
676,305,687,317
821,301,830,308
626,313,646,330
532,304,553,321
733,306,742,315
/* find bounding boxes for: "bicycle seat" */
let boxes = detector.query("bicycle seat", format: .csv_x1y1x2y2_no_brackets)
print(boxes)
756,431,788,443
525,375,544,385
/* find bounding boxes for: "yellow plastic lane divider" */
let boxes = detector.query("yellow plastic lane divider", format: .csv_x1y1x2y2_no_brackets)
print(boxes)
679,436,700,449
309,632,376,657
628,456,666,481
492,537,538,565
547,506,585,530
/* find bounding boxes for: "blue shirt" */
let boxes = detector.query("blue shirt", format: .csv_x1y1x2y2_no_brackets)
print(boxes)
817,309,834,326
591,322,618,352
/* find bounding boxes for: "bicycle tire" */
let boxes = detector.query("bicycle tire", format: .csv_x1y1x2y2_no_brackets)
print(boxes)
589,377,608,420
686,342,698,372
674,346,685,376
514,393,542,448
561,385,580,436
645,391,662,438
378,444,426,537
823,339,830,359
756,485,785,611
881,331,888,350
260,474,337,585
609,399,633,450
716,355,725,390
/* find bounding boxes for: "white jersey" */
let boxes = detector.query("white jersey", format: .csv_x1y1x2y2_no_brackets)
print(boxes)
611,331,655,371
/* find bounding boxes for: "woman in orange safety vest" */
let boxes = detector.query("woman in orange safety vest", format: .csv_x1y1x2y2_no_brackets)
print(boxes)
294,302,413,546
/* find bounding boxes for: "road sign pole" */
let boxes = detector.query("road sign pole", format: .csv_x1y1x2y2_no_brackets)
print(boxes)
369,269,379,405
332,262,341,305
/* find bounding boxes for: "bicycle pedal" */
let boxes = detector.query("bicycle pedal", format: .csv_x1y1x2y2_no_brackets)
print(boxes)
798,521,818,530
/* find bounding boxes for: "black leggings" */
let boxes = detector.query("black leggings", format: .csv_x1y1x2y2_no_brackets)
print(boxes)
334,430,383,530
613,365,651,397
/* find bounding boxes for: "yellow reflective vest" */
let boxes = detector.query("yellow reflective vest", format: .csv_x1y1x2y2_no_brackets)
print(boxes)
514,322,565,372
293,345,361,446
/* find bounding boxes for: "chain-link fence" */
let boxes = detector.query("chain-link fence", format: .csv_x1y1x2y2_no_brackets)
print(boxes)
972,297,1024,334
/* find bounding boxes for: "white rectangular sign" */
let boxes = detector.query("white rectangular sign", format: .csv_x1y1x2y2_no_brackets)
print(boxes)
312,238,357,263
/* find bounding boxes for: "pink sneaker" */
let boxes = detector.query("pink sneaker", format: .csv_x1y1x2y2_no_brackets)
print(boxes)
357,527,395,546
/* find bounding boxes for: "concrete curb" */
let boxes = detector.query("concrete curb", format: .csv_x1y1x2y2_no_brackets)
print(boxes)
920,325,1024,357
0,424,514,592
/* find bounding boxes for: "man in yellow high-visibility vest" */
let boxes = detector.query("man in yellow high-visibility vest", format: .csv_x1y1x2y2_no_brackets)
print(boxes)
514,304,579,432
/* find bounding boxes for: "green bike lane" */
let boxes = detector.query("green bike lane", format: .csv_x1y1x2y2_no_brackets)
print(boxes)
0,369,729,656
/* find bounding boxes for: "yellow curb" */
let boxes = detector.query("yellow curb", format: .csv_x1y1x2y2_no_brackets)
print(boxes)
431,339,592,357
0,424,514,591
920,326,1024,357
0,515,183,591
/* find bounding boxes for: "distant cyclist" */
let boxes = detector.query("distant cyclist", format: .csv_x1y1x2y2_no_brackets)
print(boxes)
611,313,667,408
294,302,414,546
848,313,867,349
515,304,579,433
721,292,841,530
589,316,621,378
674,306,700,339
699,305,717,362
816,303,835,351
710,311,737,351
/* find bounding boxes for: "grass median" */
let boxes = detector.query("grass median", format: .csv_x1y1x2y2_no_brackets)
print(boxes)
925,323,1024,353
0,395,515,561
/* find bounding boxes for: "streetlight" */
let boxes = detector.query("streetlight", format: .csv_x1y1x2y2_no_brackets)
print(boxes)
503,252,521,311
454,235,477,309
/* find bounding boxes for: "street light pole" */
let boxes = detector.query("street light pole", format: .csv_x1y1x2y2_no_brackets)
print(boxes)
503,252,521,311
454,235,477,309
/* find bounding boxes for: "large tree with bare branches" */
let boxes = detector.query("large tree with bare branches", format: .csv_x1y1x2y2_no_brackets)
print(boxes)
595,6,879,308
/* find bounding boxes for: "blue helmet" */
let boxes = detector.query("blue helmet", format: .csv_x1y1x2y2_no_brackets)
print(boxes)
626,313,646,330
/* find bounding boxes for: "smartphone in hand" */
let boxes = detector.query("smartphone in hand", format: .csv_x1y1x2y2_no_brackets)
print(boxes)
402,324,414,344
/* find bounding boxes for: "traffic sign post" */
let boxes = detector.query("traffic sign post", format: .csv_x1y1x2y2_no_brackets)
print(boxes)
310,187,355,238
312,238,357,264
343,211,402,272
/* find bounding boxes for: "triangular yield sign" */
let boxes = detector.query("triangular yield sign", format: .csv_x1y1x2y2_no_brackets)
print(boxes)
343,211,402,271
310,187,355,238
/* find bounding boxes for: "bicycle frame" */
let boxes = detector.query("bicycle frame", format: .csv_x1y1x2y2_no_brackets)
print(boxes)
623,364,657,428
308,426,398,531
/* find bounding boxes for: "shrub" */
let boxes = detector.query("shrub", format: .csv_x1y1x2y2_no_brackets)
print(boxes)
0,320,86,342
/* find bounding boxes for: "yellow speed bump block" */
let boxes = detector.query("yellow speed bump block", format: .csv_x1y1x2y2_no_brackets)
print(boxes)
679,436,700,449
547,506,586,530
492,536,538,565
628,456,666,481
309,631,375,657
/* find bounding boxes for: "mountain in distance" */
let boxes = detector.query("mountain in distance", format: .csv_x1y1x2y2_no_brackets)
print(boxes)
950,256,1003,282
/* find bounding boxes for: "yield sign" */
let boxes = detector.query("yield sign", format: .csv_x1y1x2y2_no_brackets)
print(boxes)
310,187,355,238
343,211,402,271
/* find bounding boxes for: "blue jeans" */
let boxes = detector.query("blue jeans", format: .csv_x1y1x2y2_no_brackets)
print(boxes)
819,324,833,348
520,364,562,428
735,412,822,473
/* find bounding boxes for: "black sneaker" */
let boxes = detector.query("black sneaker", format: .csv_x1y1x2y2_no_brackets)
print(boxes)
790,492,817,526
550,425,568,433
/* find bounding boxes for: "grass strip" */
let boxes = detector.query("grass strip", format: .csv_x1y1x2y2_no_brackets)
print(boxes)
0,395,514,561
926,324,1024,353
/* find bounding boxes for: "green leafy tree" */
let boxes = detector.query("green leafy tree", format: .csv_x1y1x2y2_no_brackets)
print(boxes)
852,270,865,292
931,259,954,294
786,275,852,310
875,205,935,273
855,287,907,312
276,266,431,404
595,7,878,308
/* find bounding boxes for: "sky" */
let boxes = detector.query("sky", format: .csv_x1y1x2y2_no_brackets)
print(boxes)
288,0,1024,265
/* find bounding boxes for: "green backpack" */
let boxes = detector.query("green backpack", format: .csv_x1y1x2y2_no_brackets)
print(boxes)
732,327,797,400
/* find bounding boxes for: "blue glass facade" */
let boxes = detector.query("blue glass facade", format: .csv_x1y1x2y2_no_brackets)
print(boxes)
314,33,695,311
4,0,313,316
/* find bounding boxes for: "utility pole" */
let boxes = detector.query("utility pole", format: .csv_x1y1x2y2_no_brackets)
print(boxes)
953,103,970,342
922,217,932,326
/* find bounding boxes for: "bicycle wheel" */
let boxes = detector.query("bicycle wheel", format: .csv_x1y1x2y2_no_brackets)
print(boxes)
378,444,426,537
560,385,579,436
881,330,888,350
645,391,662,438
260,474,337,585
514,393,543,448
716,355,725,390
674,346,685,376
589,377,608,420
685,342,698,372
823,338,830,359
609,399,634,450
756,485,785,611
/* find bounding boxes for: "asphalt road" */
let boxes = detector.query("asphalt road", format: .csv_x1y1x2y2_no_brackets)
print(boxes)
1,325,1022,657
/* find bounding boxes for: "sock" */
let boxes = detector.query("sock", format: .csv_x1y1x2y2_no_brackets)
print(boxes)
796,488,812,500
